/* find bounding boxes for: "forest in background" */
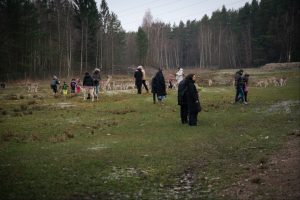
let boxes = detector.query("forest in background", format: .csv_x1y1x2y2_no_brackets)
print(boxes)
0,0,299,80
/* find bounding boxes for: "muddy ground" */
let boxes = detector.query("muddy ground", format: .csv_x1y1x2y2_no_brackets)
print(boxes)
220,131,300,200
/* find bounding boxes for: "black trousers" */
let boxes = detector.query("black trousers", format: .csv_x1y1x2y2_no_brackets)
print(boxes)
244,91,248,102
152,93,157,103
188,112,198,126
180,104,188,124
142,80,149,92
136,83,142,94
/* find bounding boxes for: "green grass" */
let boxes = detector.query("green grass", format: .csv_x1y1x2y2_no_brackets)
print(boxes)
0,68,299,199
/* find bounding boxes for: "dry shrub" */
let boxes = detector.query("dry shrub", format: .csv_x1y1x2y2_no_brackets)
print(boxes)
49,134,67,143
20,104,28,111
31,133,41,141
64,130,74,139
12,112,23,117
1,110,7,115
1,130,15,142
27,100,37,105
5,94,19,100
49,131,74,143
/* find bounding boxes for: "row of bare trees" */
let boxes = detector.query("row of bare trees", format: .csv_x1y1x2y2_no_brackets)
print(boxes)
136,0,299,70
0,0,299,80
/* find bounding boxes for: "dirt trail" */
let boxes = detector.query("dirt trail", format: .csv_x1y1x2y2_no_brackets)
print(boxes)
220,132,300,200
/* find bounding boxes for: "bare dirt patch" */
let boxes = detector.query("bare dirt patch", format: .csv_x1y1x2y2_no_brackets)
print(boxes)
219,133,300,200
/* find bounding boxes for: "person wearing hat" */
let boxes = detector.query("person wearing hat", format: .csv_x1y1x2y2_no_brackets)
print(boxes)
134,67,143,94
137,65,149,93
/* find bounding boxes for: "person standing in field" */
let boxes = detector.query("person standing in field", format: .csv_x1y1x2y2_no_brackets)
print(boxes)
92,68,101,96
186,74,201,126
151,68,167,104
175,67,184,84
134,67,143,94
177,77,188,124
70,78,77,94
138,65,149,93
62,81,69,95
234,69,244,103
243,73,250,104
83,71,94,95
50,75,60,95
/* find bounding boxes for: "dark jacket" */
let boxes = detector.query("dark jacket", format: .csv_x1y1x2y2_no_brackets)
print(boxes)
92,71,101,86
151,70,166,96
83,74,94,86
187,78,200,113
50,79,59,86
134,69,143,86
234,71,243,88
177,79,188,105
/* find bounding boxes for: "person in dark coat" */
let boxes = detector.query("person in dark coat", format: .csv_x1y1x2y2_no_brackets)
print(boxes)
50,75,60,95
83,72,94,99
92,68,101,96
177,78,188,124
83,72,94,87
186,74,201,126
151,68,167,103
134,67,143,94
234,69,244,103
243,73,250,103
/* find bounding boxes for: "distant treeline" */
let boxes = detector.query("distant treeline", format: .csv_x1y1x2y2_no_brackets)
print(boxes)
0,0,299,80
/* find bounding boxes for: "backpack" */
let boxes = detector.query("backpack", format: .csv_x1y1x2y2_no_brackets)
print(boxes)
51,79,57,86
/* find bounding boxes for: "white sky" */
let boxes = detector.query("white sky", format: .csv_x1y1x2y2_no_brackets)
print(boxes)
96,0,253,32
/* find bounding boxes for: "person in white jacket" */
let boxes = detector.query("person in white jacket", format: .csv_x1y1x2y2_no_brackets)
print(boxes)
137,65,149,93
175,67,184,84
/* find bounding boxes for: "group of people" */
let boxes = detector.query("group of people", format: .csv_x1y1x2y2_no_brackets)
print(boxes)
49,66,251,126
234,69,250,104
134,65,201,126
50,68,101,98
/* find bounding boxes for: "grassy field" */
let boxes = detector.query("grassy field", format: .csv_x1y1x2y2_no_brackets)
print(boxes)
0,67,299,199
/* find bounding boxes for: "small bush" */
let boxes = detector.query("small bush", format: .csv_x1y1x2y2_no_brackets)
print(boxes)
20,104,28,111
1,130,15,142
27,100,37,105
5,94,19,100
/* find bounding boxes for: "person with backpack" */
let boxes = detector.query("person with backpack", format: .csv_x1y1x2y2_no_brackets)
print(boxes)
177,77,188,124
186,74,201,126
50,75,60,95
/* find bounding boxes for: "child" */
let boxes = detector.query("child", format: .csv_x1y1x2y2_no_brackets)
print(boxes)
76,79,81,93
62,81,69,95
70,79,77,94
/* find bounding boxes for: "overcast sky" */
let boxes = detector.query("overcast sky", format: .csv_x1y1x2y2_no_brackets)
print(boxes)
95,0,253,32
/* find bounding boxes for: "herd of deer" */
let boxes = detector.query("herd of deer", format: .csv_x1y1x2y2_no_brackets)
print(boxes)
23,75,288,94
206,76,287,88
